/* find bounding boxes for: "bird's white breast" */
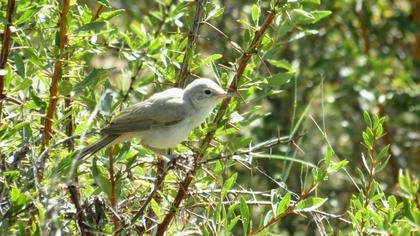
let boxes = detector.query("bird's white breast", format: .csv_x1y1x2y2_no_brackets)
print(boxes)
137,106,214,149
138,116,194,149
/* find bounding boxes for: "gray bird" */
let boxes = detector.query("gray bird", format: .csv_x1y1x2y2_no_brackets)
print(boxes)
78,78,230,159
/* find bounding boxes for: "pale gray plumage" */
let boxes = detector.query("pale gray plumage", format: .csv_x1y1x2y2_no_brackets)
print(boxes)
78,78,229,159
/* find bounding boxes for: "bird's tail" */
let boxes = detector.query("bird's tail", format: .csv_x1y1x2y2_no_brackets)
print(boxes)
77,135,119,159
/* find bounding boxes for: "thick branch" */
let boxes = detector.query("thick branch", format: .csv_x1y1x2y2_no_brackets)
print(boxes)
156,1,285,234
0,0,16,116
175,0,208,88
68,184,93,236
39,0,70,180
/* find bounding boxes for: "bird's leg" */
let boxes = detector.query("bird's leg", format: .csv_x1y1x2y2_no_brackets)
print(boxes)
145,146,176,169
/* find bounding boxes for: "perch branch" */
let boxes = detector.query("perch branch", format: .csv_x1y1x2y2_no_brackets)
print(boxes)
156,1,286,234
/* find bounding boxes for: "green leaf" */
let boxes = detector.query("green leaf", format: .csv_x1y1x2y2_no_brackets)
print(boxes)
362,131,372,148
193,54,223,70
73,68,113,92
92,159,112,197
376,145,390,162
267,72,294,86
292,9,315,24
251,4,260,24
75,21,106,33
375,124,383,137
363,111,372,127
227,215,241,232
222,173,238,198
13,78,32,92
324,147,332,168
330,160,349,171
240,196,250,234
370,193,384,203
252,153,317,168
150,198,162,221
58,80,73,96
310,10,332,23
10,186,29,212
388,195,397,209
15,7,37,25
207,6,224,19
302,0,320,4
3,170,20,180
295,197,327,212
97,0,110,7
290,29,319,41
276,192,291,215
13,53,25,78
100,9,125,20
267,59,294,71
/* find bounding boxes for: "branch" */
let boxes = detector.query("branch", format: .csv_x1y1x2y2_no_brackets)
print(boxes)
38,0,70,180
68,184,93,236
156,1,286,234
107,146,119,232
113,161,173,235
175,0,208,88
0,0,16,117
92,5,105,21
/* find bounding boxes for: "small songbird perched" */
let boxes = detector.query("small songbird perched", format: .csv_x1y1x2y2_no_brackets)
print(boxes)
78,78,231,159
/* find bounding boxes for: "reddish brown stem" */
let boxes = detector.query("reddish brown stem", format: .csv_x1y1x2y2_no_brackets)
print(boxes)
156,1,285,234
38,0,70,180
92,5,104,21
108,146,119,233
0,0,16,117
413,0,420,60
68,184,93,236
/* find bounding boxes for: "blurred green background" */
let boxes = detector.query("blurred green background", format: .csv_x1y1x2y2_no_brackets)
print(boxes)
0,0,419,234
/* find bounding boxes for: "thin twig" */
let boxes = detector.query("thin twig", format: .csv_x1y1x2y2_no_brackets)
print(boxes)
175,0,208,88
92,5,104,21
155,0,178,37
113,161,172,235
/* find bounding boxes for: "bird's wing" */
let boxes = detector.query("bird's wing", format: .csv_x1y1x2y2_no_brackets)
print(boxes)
101,89,189,134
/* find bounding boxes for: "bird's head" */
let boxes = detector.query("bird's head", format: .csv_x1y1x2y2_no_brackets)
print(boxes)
184,78,231,109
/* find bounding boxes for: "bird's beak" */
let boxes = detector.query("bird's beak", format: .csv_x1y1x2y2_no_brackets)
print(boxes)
216,91,235,99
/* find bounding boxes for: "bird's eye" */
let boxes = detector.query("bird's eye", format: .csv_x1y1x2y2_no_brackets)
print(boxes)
204,89,212,95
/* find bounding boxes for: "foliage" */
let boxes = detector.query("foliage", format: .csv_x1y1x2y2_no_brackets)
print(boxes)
0,0,418,235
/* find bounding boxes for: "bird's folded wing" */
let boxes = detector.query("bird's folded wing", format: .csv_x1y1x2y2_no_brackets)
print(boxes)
101,97,188,134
